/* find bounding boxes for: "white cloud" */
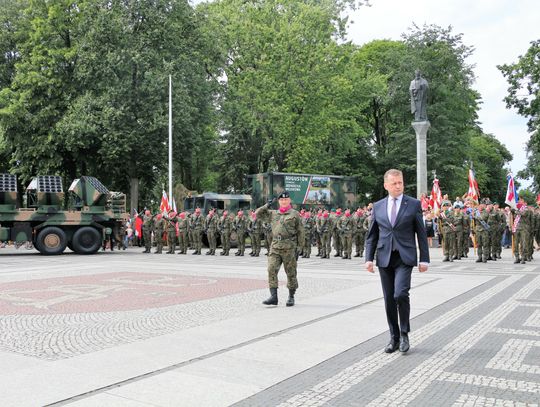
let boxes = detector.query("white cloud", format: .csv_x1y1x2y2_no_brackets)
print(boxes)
346,0,540,185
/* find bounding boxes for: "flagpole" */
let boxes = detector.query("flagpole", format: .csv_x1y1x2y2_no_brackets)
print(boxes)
168,75,173,203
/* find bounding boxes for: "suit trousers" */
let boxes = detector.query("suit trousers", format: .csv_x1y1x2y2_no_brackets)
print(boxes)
378,250,412,340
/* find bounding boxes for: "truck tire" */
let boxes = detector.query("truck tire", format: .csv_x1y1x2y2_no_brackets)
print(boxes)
35,226,68,255
72,227,102,255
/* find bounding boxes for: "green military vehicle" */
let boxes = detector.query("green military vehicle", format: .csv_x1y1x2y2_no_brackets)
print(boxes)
183,192,252,215
0,174,128,255
247,172,358,210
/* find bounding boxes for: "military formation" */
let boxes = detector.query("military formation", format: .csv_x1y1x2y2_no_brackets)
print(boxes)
436,196,537,264
135,205,372,261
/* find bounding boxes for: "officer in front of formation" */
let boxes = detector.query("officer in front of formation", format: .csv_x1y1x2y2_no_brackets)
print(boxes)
255,191,304,307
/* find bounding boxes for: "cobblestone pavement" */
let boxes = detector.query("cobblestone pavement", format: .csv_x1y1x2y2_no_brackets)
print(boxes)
234,254,540,407
1,246,539,406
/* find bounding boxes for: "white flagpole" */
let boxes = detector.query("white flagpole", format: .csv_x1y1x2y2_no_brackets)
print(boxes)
168,75,173,203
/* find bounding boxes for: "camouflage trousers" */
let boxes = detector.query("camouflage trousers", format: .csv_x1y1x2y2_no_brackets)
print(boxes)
192,229,202,253
267,248,298,290
443,231,456,258
207,230,217,252
513,229,530,259
320,232,331,257
341,233,353,258
178,230,188,253
354,232,365,256
332,231,341,255
265,234,273,252
476,231,489,259
155,230,165,253
250,233,261,255
167,231,176,253
143,229,152,252
236,231,246,254
453,231,463,259
221,231,230,253
303,235,311,257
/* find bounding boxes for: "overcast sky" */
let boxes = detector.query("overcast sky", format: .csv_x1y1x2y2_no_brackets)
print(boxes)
346,0,540,185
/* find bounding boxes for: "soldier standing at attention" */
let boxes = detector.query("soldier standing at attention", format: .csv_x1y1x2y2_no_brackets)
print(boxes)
301,211,314,258
248,211,262,257
451,205,465,260
317,209,332,259
314,209,323,256
233,210,247,256
331,208,343,257
153,213,167,254
190,208,204,255
219,210,232,256
205,208,218,255
353,208,366,257
473,202,490,263
177,212,189,254
142,209,154,253
337,209,354,259
256,191,304,306
165,210,178,254
440,201,456,262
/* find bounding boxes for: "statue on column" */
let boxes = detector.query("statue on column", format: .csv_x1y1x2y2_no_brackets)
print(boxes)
409,69,429,122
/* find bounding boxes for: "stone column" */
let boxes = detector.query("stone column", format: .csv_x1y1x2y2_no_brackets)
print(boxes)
412,121,430,199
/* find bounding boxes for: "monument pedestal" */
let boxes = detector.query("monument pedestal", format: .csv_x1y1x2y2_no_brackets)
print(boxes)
412,121,430,199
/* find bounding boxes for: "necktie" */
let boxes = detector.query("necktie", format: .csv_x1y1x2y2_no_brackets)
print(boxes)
390,198,397,226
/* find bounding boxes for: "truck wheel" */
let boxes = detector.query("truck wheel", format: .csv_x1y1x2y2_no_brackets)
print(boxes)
35,227,67,255
72,227,102,255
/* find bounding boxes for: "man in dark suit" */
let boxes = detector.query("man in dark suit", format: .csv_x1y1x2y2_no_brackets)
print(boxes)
365,169,429,353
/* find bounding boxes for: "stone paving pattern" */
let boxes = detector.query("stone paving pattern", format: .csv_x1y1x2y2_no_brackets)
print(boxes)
1,246,540,406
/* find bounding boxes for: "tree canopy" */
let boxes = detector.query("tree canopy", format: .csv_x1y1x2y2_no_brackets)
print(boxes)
0,0,515,207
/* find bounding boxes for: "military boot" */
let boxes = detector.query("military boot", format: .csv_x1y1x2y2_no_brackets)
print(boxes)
443,256,450,262
514,256,521,264
354,253,361,257
286,289,296,307
262,288,278,305
475,257,482,263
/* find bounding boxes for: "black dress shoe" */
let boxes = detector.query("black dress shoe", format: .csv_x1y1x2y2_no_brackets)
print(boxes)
399,334,410,353
384,339,399,353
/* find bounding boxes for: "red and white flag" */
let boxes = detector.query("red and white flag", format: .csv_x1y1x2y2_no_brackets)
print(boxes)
505,173,518,209
467,168,479,203
160,190,170,214
430,178,442,213
171,196,177,213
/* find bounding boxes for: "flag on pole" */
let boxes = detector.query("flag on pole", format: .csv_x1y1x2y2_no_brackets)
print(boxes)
430,177,442,214
467,168,480,203
171,196,177,213
160,190,170,214
505,173,518,209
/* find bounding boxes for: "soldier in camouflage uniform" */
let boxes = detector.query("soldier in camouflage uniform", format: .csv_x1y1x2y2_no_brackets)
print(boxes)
494,204,505,259
301,211,314,258
439,201,456,262
256,191,304,307
331,208,343,257
317,210,332,259
177,212,189,254
527,206,537,261
462,208,471,258
337,209,354,259
451,205,465,260
205,209,218,255
353,208,366,257
187,212,194,250
473,202,490,263
153,213,167,254
142,209,154,253
534,207,540,257
248,211,262,257
514,200,534,264
165,210,178,254
314,209,323,256
233,210,247,256
190,208,204,255
219,210,232,256
485,204,499,261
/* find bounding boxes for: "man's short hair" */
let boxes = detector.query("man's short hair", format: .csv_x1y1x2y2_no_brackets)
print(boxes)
383,169,403,182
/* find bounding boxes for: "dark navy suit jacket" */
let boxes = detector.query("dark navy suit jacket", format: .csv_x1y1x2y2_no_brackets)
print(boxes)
365,195,429,268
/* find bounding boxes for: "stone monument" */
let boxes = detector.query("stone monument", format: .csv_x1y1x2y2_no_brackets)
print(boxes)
410,69,430,198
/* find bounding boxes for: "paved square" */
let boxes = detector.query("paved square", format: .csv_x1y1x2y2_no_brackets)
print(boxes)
0,246,539,406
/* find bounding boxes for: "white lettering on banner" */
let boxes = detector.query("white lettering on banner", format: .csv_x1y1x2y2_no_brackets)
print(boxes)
284,176,310,192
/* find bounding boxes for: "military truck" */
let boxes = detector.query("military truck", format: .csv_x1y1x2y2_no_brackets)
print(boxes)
0,174,128,255
247,172,357,210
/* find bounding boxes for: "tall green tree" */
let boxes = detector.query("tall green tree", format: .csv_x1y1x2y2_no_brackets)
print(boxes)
499,39,540,190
